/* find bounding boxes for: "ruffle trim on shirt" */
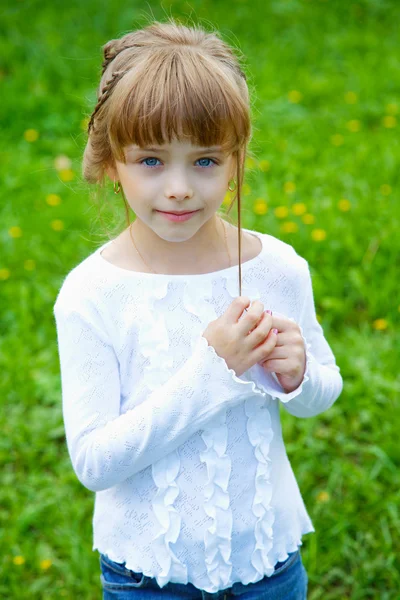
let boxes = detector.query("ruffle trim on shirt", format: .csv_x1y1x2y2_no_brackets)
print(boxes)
93,520,315,593
137,279,174,391
151,451,188,587
244,395,276,578
197,335,278,400
268,527,313,569
199,410,233,590
137,280,188,586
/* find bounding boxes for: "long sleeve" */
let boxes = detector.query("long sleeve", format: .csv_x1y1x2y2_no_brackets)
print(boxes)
248,257,343,418
53,299,268,493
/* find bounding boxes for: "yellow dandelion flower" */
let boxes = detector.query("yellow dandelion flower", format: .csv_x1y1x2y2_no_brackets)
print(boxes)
81,117,90,131
275,206,289,219
54,155,72,170
373,318,388,330
385,103,398,115
338,198,351,211
311,228,327,241
344,91,358,104
259,160,270,172
253,199,268,215
9,226,22,238
40,559,52,570
24,260,36,271
382,115,396,128
346,120,361,132
59,169,74,182
46,193,62,206
292,202,306,215
0,268,10,280
242,183,251,196
283,181,296,194
331,134,344,146
316,491,330,503
24,129,39,142
13,556,25,565
288,90,303,103
302,213,315,224
245,156,256,169
51,219,64,231
380,184,392,195
281,221,298,233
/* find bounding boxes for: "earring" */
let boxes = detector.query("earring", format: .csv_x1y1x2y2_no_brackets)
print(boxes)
228,179,237,192
114,180,121,194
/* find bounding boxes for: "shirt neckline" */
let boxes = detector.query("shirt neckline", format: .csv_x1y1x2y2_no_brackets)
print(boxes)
93,227,266,280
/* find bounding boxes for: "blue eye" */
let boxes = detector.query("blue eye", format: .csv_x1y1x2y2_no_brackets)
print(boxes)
196,158,217,168
141,157,161,168
139,157,218,169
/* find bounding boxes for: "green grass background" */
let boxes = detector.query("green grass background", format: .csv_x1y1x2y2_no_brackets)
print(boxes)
1,0,399,598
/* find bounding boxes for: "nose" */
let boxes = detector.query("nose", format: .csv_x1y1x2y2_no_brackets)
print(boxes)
164,169,193,200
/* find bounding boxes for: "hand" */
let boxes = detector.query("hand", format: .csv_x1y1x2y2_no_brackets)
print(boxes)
258,313,307,394
202,297,279,377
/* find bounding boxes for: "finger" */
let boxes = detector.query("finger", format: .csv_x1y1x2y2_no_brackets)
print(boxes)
266,329,296,346
260,357,290,373
252,326,278,364
258,345,286,364
246,308,267,335
237,300,265,335
225,296,252,324
247,310,274,344
267,314,298,332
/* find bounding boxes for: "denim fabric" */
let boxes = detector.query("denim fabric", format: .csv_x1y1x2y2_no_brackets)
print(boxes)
99,549,308,600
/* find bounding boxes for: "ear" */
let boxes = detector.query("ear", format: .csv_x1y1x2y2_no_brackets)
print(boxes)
104,161,118,182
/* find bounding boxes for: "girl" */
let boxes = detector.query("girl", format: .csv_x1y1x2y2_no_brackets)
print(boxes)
53,18,343,600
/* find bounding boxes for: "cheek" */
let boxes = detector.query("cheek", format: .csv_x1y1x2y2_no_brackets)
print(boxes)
201,173,228,194
121,171,155,195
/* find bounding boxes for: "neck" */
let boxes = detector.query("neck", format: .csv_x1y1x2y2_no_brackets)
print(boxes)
129,215,231,274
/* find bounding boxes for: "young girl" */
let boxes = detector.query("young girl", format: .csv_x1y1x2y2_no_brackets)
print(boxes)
53,18,343,600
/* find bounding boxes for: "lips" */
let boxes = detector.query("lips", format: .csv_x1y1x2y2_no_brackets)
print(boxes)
156,210,200,222
157,210,198,215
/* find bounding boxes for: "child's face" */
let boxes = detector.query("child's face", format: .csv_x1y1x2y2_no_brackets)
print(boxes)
105,137,236,241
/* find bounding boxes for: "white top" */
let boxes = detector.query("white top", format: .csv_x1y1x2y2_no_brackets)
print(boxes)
53,227,343,593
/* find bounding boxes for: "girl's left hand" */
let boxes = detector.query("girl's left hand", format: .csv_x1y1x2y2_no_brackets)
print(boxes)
258,313,307,394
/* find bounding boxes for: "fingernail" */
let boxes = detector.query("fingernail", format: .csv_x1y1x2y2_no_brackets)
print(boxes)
265,309,272,315
272,328,278,334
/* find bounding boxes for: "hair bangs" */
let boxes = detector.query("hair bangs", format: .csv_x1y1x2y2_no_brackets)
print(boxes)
107,48,250,163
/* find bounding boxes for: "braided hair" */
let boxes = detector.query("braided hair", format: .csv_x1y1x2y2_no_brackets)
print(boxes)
87,39,141,136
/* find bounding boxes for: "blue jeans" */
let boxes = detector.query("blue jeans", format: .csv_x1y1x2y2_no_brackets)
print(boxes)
99,549,308,599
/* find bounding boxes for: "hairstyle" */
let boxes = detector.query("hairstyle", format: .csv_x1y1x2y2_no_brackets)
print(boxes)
83,17,255,295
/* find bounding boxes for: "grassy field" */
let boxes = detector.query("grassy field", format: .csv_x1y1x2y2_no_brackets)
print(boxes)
1,0,399,598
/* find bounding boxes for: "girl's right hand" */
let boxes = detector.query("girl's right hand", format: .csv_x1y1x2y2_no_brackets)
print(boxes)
202,296,277,377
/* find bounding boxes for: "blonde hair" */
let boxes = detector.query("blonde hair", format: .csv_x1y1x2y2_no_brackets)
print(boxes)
83,17,255,294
